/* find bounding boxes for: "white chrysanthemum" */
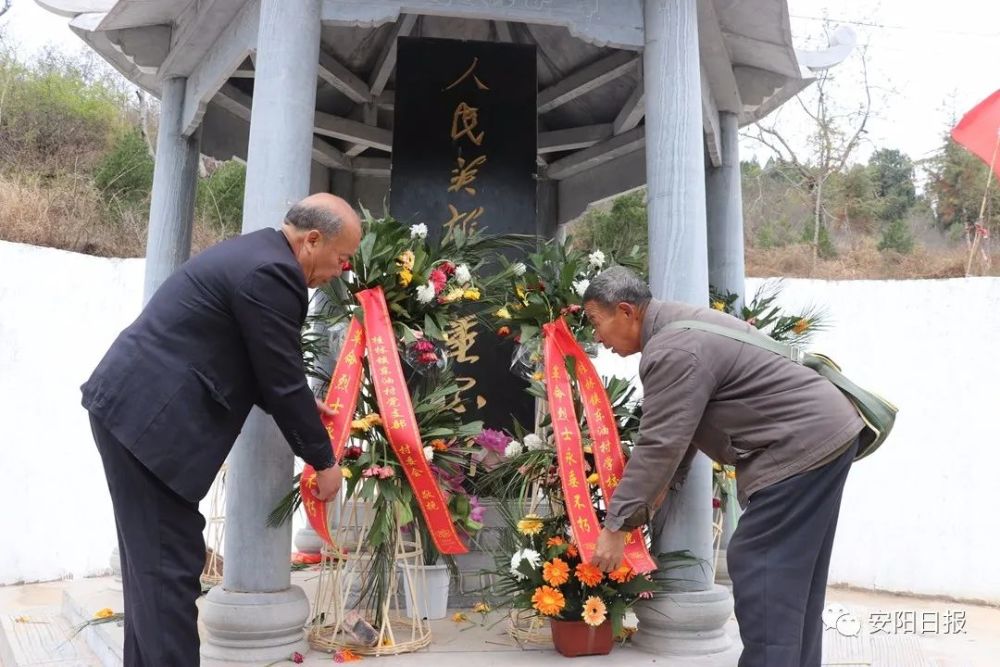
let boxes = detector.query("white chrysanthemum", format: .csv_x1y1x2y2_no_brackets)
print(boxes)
504,440,524,458
511,262,527,277
523,433,545,451
423,446,434,462
510,548,541,579
416,283,436,304
573,279,590,298
410,223,428,240
588,250,606,269
455,264,472,285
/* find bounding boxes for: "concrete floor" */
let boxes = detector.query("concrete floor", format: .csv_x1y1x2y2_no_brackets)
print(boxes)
1,575,998,666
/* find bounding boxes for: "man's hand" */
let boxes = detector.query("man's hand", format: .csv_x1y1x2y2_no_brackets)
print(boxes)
592,527,627,573
314,465,343,502
316,398,335,418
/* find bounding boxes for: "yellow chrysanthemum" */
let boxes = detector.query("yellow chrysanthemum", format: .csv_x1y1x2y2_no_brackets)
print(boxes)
587,473,600,486
532,371,544,381
463,288,481,301
726,469,736,480
531,586,566,616
711,300,726,311
365,414,382,427
712,461,723,472
398,267,413,287
93,608,115,620
582,596,607,627
452,612,468,623
341,467,353,479
515,284,528,304
397,250,415,271
350,419,370,432
582,443,593,454
542,558,570,586
793,318,811,334
496,306,512,319
473,602,491,614
575,562,604,587
517,514,544,536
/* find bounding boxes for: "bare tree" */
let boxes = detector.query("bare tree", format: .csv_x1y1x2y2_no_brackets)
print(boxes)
744,39,873,271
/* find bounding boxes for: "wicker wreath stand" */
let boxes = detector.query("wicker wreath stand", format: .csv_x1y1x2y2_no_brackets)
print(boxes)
307,497,432,656
201,465,227,588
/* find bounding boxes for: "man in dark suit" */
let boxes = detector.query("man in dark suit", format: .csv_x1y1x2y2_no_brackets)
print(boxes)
82,193,362,666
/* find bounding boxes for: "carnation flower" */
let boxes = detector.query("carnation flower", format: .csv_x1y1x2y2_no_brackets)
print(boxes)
573,279,590,298
504,440,524,458
588,250,606,269
454,264,472,284
416,283,436,304
423,446,434,462
523,433,544,451
410,223,428,240
469,495,486,523
429,269,448,294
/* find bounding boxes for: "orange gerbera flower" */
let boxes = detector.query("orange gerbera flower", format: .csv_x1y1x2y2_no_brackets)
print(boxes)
609,565,635,584
582,596,607,627
542,558,570,586
431,438,449,452
531,586,566,616
566,544,579,559
575,562,604,587
546,536,565,548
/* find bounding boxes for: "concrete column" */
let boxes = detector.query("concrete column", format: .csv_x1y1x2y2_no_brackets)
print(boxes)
706,111,746,583
200,0,323,663
634,0,735,656
707,111,746,309
143,77,201,302
115,77,201,593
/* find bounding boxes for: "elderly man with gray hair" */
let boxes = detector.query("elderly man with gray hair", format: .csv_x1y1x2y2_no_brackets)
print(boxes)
583,266,862,667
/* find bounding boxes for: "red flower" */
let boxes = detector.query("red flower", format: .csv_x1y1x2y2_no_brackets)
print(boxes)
440,261,456,277
498,326,511,337
536,281,546,292
413,340,436,353
292,652,305,664
341,260,352,272
419,352,438,364
712,497,721,509
429,269,448,293
343,445,363,460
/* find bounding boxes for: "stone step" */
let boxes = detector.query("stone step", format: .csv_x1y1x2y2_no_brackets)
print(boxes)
0,607,101,666
59,578,125,667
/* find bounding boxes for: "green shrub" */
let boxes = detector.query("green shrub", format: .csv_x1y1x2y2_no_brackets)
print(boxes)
878,218,915,254
93,129,154,214
197,161,246,236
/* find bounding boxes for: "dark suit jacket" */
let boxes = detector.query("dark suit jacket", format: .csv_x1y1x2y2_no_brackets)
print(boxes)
82,228,335,503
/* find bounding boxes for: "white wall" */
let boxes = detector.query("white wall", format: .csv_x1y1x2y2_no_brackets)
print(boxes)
1,240,997,603
0,241,144,585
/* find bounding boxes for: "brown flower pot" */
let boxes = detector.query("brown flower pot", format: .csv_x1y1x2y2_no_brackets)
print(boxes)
549,619,613,657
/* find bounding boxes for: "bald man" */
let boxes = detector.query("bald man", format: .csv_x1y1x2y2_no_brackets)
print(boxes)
81,193,362,666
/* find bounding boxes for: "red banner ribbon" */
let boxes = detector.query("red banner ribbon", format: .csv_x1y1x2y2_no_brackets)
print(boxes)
549,319,656,574
300,288,468,555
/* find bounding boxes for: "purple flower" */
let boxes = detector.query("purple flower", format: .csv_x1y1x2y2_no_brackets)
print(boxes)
469,496,486,523
474,428,512,455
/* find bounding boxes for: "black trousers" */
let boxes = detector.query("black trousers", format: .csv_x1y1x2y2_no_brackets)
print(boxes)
727,436,859,667
90,414,205,667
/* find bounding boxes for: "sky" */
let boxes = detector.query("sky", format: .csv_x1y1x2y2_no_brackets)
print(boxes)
2,0,999,171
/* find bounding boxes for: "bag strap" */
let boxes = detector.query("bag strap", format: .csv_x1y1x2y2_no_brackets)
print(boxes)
667,320,807,364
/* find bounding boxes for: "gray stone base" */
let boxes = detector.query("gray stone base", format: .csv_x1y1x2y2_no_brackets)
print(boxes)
632,584,735,656
715,548,732,587
199,586,310,664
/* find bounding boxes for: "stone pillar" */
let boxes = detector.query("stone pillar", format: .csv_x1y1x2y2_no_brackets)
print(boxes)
113,76,201,591
200,0,323,663
706,111,746,585
633,0,735,656
143,77,201,302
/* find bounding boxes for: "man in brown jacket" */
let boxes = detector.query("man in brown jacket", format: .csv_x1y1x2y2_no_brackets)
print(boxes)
585,266,862,667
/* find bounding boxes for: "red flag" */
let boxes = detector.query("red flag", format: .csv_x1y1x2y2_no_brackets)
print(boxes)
951,89,1000,181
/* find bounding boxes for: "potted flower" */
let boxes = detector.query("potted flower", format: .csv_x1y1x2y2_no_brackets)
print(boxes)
489,512,673,657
